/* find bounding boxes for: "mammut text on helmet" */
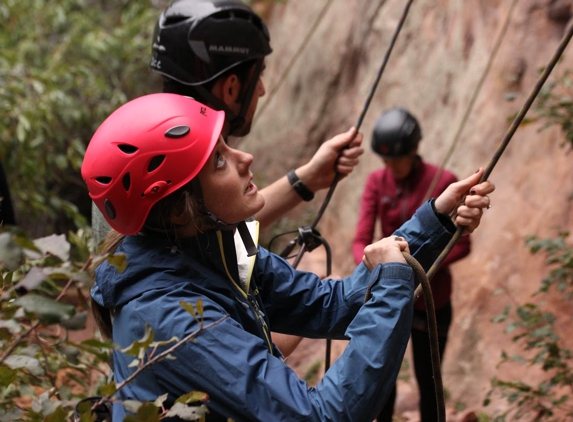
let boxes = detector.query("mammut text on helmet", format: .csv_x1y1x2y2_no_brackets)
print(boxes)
208,45,250,54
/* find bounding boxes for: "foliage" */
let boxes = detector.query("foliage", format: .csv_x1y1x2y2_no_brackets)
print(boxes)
485,233,573,421
0,227,217,421
0,227,111,421
482,65,573,421
0,1,282,420
533,69,573,152
0,0,168,236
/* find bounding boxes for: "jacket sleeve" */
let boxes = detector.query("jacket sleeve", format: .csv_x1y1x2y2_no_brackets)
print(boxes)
352,172,379,264
258,201,455,339
111,202,456,422
114,262,416,422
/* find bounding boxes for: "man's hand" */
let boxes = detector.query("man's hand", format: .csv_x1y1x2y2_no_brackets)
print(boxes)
434,168,496,234
296,127,364,192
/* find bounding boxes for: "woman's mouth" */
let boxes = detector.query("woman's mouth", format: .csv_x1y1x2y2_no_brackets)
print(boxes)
245,181,258,195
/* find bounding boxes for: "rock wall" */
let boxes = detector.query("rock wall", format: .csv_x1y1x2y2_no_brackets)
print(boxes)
244,0,573,417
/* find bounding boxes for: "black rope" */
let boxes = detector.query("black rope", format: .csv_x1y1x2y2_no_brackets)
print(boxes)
422,0,518,203
416,17,573,302
277,0,416,377
279,0,415,263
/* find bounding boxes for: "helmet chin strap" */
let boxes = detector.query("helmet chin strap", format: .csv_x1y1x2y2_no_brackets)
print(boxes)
206,212,259,257
192,179,259,256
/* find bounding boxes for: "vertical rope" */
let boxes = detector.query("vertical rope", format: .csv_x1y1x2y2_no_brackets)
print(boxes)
422,0,519,202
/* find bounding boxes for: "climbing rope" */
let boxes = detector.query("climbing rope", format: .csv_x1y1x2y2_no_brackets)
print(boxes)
280,0,416,265
364,251,445,422
417,10,573,303
422,0,519,203
276,0,415,377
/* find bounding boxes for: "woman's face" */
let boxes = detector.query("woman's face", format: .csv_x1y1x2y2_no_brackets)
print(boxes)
198,137,265,224
382,149,418,180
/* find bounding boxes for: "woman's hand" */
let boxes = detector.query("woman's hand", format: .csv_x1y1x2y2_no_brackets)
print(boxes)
434,168,496,234
362,236,410,271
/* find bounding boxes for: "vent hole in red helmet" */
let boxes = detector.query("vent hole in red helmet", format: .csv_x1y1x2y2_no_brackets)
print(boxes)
165,125,190,138
118,144,138,154
96,177,112,185
122,173,131,192
104,199,116,220
148,155,165,173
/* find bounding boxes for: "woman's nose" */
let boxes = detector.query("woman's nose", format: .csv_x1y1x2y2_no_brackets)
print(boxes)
237,150,254,173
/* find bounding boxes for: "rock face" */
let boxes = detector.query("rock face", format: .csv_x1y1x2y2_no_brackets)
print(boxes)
244,0,573,418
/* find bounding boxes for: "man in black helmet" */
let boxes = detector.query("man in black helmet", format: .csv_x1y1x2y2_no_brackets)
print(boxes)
150,0,363,229
352,107,471,422
145,0,363,358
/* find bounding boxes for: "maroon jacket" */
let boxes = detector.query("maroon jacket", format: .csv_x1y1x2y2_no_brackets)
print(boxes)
352,157,470,311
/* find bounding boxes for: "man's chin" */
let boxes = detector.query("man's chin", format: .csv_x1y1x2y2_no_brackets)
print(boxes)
231,121,252,138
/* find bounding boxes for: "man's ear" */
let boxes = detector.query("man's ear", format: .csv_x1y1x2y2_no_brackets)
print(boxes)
217,74,241,106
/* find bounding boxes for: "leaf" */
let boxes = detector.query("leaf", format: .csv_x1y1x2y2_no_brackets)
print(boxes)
33,234,70,262
120,324,154,359
14,294,75,324
0,364,17,387
60,310,88,330
4,354,43,377
165,403,208,421
99,381,116,396
0,232,23,270
123,401,162,422
107,253,128,273
175,391,209,404
154,393,169,407
180,301,196,316
12,267,47,293
43,405,67,422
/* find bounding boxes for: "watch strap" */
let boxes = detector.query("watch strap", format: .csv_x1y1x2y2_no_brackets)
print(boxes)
287,169,314,202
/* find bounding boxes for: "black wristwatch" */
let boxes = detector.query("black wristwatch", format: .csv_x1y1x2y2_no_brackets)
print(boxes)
287,169,314,202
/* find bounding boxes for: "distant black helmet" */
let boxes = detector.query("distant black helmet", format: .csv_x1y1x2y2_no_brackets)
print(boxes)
151,0,273,86
371,107,422,158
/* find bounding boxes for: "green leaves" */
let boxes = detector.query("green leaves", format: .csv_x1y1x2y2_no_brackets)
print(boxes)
14,294,75,325
0,0,165,235
486,233,573,421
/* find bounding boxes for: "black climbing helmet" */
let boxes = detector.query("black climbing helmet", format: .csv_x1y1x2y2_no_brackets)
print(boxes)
151,0,273,86
371,107,422,158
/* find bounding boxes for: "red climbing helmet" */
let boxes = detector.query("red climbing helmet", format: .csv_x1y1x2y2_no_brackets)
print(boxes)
81,93,225,235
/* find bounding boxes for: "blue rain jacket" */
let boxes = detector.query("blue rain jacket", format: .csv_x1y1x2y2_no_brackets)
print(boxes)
92,201,454,421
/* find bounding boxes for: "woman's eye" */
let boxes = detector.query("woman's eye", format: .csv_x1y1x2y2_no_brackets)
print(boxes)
215,152,225,169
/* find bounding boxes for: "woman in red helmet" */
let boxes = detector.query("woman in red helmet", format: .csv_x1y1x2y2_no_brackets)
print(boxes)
82,94,494,421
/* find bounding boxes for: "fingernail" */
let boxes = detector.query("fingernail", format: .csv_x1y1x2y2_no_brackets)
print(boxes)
475,168,480,173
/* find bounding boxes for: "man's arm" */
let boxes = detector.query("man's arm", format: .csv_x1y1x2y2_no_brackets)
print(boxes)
255,127,363,229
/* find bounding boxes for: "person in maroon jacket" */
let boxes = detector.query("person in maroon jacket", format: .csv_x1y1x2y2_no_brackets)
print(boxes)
352,107,471,422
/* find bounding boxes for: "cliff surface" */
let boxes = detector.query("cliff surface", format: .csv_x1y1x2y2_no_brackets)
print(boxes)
244,0,573,418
